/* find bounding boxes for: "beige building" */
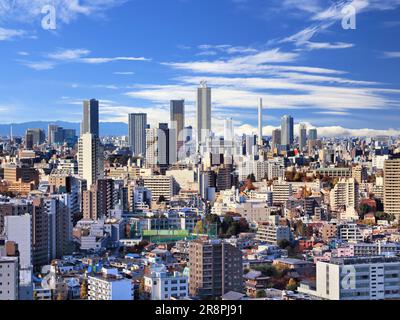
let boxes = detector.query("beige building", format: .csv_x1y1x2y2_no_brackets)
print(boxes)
384,159,400,221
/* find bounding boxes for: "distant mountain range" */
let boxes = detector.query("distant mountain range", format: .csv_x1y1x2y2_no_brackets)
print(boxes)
0,121,129,137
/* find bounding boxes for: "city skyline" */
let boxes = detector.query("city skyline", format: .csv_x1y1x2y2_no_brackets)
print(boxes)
0,1,399,138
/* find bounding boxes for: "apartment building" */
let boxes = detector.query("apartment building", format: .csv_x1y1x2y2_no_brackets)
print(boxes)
188,239,243,299
300,257,400,300
88,268,133,300
0,256,19,300
144,264,188,300
384,159,400,221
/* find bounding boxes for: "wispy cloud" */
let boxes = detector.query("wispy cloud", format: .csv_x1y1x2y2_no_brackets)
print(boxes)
0,27,26,41
383,51,400,59
0,0,129,25
20,48,150,70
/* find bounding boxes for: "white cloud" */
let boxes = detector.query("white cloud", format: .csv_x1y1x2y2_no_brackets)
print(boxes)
383,51,400,58
0,27,25,40
47,48,90,60
20,48,150,70
20,60,55,70
113,71,135,75
235,123,400,138
0,0,128,25
80,56,150,64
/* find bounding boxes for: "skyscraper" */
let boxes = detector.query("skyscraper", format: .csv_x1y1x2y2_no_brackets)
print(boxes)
170,100,185,152
281,115,294,147
309,128,318,141
299,123,307,151
258,98,263,146
223,118,234,142
25,128,45,146
271,129,281,150
48,124,58,144
81,99,99,137
128,113,147,157
196,81,211,144
78,133,104,187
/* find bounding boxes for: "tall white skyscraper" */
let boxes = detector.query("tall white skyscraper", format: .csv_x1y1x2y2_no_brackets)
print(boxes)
78,133,104,187
128,113,147,156
258,98,263,147
196,81,211,144
224,118,234,142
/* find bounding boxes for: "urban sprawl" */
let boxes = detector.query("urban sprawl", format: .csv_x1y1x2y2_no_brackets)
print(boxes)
1,82,400,301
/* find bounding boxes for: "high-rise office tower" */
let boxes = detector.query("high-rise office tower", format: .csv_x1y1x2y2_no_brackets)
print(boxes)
245,135,256,156
309,128,318,141
128,113,147,157
170,100,185,153
189,239,243,299
81,99,99,137
196,81,211,144
281,115,294,147
78,133,104,187
48,124,58,144
271,129,281,150
299,123,307,151
25,132,34,149
258,98,263,147
25,128,45,146
383,158,400,221
223,118,234,142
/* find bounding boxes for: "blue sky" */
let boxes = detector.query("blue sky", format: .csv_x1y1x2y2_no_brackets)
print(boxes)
0,0,400,137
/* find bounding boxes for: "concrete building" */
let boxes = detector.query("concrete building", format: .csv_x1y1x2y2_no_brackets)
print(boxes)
88,268,133,300
300,257,400,300
78,133,104,187
141,175,177,202
0,256,19,300
196,81,211,144
170,100,185,153
189,239,243,299
81,99,99,137
144,264,188,300
383,159,400,221
255,215,292,245
128,113,147,157
330,178,359,213
281,115,294,147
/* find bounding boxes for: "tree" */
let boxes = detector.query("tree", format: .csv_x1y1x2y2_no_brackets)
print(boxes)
80,279,88,300
247,173,256,182
193,220,205,234
256,290,267,298
286,278,298,291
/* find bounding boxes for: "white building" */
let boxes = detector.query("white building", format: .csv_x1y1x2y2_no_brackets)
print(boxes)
88,268,133,300
144,264,188,300
78,133,104,187
0,256,19,300
300,257,400,300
